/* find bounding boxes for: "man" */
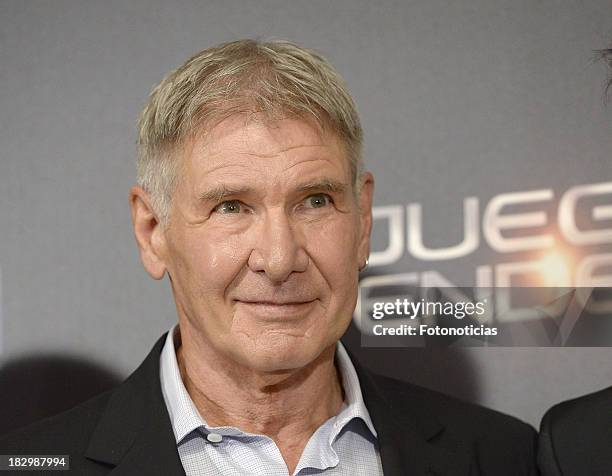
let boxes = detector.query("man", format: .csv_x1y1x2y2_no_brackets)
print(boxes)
537,47,612,476
0,39,537,475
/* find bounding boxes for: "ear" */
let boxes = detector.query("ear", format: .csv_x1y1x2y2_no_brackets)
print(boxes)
129,186,168,280
357,172,374,266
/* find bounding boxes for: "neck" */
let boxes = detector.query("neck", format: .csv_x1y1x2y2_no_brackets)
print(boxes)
175,326,345,472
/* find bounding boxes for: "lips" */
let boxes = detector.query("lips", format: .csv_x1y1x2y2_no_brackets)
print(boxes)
237,300,315,305
235,299,317,319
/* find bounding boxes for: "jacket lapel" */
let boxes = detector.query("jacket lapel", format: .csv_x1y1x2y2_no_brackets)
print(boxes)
85,333,186,476
351,354,474,476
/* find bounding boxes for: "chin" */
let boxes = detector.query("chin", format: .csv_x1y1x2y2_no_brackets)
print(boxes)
236,335,325,373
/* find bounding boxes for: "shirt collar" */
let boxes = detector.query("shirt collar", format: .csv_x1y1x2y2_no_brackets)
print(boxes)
159,325,206,444
159,324,377,444
334,337,378,437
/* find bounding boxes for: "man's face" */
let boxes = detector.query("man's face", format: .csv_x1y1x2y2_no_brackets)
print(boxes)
155,115,373,372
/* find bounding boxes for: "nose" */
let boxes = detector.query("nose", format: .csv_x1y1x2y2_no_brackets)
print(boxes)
247,209,309,283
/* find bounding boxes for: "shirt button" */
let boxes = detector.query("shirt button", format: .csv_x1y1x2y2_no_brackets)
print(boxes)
207,433,223,443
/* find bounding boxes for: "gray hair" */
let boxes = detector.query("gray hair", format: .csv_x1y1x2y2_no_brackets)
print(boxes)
137,39,364,225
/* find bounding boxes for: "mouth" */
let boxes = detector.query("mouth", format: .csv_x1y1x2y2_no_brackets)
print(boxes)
238,300,315,305
235,299,317,319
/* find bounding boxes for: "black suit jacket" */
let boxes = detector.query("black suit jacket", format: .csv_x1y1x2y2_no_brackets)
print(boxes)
1,334,537,475
538,386,612,476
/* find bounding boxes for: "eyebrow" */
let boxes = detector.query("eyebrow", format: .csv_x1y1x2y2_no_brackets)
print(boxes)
296,178,348,195
197,178,348,203
198,184,252,203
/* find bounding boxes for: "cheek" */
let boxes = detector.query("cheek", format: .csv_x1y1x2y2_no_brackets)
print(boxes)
309,216,360,293
174,231,248,297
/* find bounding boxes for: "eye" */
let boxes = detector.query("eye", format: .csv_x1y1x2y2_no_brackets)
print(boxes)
304,193,333,209
213,200,243,214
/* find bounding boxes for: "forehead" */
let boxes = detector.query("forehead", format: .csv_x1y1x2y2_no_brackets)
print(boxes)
181,113,350,179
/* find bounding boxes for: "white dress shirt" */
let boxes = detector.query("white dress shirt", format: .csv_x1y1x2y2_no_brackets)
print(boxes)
159,325,384,476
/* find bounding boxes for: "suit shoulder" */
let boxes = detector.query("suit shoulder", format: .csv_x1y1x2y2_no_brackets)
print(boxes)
543,385,612,424
362,371,537,474
539,386,612,475
372,372,536,438
0,390,113,453
541,385,612,435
